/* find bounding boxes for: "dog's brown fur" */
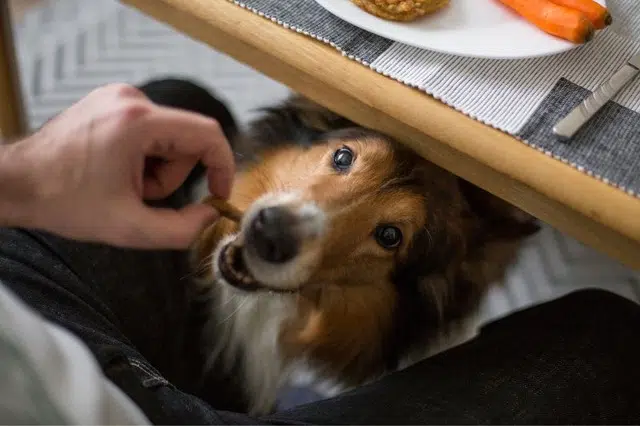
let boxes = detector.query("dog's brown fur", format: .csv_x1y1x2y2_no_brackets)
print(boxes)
191,95,539,412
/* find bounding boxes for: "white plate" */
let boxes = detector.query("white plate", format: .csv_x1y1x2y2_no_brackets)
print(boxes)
314,0,606,59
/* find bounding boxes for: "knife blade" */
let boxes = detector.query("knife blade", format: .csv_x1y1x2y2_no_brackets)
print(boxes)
553,52,640,140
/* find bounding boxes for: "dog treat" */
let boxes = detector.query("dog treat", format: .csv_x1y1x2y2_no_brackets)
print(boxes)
202,195,243,223
351,0,450,22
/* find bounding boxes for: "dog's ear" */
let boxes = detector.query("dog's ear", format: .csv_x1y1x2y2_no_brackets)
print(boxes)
398,164,474,279
457,179,540,242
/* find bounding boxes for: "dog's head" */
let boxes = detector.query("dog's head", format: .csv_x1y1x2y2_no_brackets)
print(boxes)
192,128,537,385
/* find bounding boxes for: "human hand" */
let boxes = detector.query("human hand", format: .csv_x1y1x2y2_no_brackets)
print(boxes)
4,83,235,249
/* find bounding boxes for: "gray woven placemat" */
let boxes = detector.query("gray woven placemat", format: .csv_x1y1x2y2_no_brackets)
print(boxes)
231,0,640,198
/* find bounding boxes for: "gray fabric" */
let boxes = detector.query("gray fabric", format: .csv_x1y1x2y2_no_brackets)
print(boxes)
0,335,69,424
517,78,640,194
608,0,640,42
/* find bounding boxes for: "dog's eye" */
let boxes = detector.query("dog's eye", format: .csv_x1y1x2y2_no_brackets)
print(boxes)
374,226,403,249
333,147,354,171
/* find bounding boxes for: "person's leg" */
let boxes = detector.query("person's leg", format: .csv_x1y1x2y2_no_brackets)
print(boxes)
0,226,252,424
267,288,640,425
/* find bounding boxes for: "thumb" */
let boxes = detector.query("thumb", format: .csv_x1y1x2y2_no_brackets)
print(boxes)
128,203,219,249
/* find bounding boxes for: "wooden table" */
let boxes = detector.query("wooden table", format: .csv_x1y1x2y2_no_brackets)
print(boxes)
0,0,27,140
2,0,639,269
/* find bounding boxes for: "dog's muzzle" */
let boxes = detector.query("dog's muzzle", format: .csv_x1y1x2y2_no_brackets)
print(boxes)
215,192,326,294
247,206,300,264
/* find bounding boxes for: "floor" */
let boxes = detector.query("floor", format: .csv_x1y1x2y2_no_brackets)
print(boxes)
7,0,640,409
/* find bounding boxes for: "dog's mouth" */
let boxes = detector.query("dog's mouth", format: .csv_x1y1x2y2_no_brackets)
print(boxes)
218,242,297,294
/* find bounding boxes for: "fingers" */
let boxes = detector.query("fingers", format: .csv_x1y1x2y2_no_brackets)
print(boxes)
119,203,220,249
143,156,199,200
206,164,235,202
135,105,236,199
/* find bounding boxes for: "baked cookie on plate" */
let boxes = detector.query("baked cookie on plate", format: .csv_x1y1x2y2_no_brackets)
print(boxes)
350,0,450,21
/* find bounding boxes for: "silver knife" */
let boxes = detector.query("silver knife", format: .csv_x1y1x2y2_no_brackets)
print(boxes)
553,51,640,140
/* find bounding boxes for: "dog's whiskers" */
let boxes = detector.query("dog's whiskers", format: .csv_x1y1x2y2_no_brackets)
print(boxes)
180,252,216,281
220,295,250,325
424,227,434,252
220,292,238,310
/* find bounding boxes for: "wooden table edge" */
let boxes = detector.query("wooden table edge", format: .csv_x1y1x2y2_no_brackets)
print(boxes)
120,0,640,269
0,0,28,140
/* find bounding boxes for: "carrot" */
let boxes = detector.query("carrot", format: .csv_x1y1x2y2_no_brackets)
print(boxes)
549,0,612,29
497,0,595,44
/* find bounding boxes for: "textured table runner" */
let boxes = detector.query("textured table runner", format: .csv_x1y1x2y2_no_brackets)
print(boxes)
230,0,640,198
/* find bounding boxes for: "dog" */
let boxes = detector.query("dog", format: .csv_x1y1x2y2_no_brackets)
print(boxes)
188,93,540,415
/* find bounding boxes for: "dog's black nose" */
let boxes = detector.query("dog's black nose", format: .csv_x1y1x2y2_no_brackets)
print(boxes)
248,206,299,264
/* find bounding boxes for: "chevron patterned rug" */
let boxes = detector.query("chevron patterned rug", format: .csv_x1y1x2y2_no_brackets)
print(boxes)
11,0,640,409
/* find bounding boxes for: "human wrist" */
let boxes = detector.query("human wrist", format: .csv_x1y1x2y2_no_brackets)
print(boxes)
0,137,41,228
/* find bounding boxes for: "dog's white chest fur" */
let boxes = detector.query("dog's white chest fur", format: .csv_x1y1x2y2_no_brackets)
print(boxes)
206,278,295,415
205,277,480,416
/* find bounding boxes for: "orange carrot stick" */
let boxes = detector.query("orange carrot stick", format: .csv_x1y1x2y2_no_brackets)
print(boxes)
549,0,612,29
497,0,595,44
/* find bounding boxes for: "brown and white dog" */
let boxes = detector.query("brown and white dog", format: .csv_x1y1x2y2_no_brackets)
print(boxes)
189,95,539,415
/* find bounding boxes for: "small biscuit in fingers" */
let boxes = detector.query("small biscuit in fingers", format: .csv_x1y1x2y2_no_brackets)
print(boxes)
202,195,243,223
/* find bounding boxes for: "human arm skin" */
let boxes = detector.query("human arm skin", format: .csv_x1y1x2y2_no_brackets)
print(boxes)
0,83,235,249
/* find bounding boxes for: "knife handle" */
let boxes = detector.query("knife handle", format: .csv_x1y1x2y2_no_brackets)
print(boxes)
553,65,639,140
